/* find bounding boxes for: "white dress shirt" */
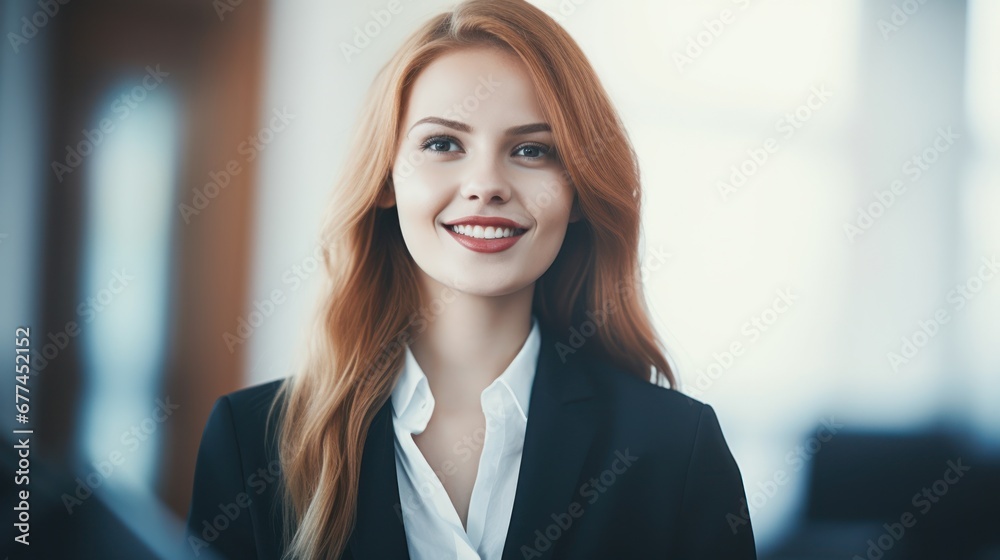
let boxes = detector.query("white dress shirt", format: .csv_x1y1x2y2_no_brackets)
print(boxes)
390,314,541,560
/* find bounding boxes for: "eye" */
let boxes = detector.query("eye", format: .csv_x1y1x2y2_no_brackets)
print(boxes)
419,135,462,153
513,143,551,160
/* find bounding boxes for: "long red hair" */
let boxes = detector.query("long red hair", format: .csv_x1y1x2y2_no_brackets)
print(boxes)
271,1,675,558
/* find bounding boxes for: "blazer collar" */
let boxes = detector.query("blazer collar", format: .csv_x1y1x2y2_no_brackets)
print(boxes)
347,321,598,560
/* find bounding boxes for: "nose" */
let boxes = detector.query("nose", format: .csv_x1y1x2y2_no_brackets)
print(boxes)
459,155,512,203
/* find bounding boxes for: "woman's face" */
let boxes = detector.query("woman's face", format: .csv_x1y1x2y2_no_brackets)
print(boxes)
386,46,580,298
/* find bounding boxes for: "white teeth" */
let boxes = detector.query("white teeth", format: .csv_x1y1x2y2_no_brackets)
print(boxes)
451,224,523,239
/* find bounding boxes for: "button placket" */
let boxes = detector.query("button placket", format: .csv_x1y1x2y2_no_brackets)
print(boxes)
391,320,541,560
467,389,509,549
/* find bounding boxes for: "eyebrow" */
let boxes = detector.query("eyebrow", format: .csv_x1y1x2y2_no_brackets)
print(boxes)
407,116,551,137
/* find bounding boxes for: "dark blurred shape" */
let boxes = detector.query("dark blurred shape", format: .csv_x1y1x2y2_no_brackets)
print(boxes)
2,439,180,560
1,434,224,560
764,429,1000,560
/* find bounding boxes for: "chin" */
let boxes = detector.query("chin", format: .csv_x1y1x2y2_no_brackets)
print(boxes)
439,273,531,298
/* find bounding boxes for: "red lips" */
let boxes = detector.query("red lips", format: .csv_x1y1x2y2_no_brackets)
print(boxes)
443,222,527,253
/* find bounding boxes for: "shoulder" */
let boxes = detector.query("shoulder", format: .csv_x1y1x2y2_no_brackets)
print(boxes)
190,378,289,489
584,360,709,427
187,378,289,558
578,361,757,556
218,377,287,422
579,360,735,462
206,377,288,458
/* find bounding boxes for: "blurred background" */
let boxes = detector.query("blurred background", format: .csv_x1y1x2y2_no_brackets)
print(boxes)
1,0,998,558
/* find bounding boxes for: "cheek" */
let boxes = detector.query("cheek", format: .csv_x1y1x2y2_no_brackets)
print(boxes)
529,172,575,224
392,168,448,232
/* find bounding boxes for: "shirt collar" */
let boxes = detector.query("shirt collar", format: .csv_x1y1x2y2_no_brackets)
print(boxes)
390,314,541,430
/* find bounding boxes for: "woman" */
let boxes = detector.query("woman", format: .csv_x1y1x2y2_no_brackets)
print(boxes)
186,1,757,558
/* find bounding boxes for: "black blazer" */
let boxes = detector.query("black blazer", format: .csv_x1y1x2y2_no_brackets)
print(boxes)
185,323,757,559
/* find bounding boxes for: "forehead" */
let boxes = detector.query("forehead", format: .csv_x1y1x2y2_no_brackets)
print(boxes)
401,46,546,129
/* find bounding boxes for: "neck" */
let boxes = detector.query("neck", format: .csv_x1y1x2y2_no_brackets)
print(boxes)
407,273,536,414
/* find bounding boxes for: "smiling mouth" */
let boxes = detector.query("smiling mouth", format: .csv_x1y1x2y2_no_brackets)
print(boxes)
447,223,528,239
443,223,528,253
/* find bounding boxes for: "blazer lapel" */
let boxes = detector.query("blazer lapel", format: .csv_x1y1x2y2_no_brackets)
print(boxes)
347,322,599,560
502,323,599,560
347,396,410,559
